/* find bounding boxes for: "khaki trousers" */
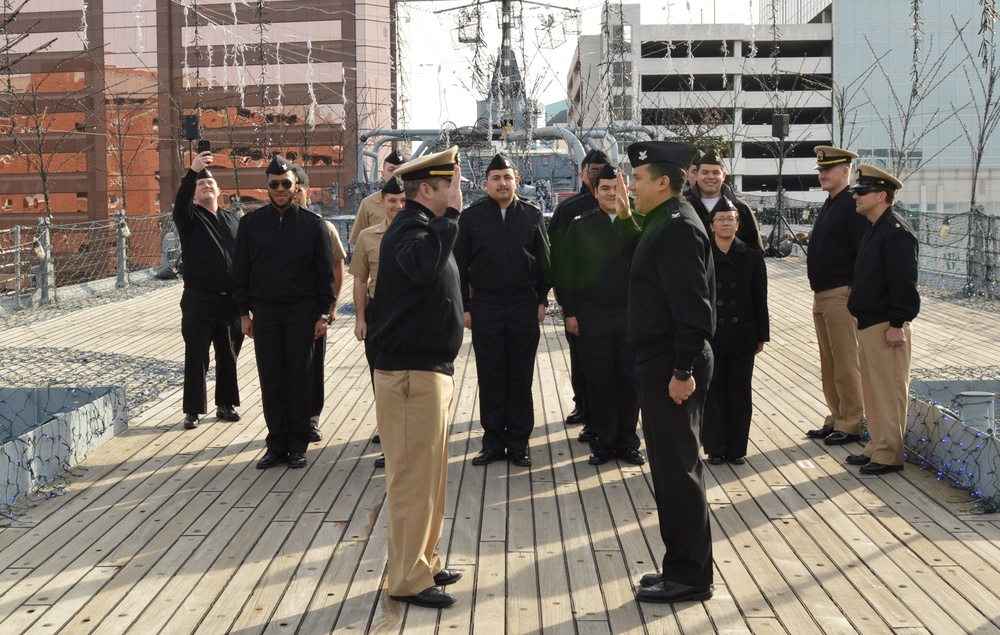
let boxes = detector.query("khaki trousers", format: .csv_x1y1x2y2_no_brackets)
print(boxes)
857,322,912,466
374,369,454,596
812,287,865,433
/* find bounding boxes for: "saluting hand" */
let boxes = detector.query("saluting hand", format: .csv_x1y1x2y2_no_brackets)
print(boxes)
448,165,463,211
614,172,631,219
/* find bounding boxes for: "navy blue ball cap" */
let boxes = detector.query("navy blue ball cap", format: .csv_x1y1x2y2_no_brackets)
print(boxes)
195,168,214,181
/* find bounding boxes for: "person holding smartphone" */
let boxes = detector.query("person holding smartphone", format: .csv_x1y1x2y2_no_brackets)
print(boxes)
172,148,244,429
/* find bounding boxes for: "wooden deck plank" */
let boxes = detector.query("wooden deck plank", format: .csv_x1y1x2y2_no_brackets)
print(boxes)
1,260,999,634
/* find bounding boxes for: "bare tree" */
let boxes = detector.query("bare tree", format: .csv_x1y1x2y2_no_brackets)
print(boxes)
952,11,1000,214
862,2,971,179
0,61,102,218
103,70,159,217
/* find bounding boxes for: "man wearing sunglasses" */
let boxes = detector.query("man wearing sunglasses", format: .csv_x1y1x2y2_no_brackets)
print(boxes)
846,164,918,476
805,146,869,447
232,154,336,470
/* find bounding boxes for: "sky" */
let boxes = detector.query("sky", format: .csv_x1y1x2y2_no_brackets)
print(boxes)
398,0,757,129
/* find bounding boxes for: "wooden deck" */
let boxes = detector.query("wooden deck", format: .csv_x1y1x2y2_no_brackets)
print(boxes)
1,258,999,635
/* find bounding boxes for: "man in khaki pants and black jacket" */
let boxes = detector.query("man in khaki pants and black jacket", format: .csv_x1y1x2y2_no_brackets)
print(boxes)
846,164,919,475
372,147,465,609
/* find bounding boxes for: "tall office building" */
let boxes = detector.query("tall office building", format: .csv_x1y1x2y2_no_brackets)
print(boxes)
567,4,835,199
769,0,999,214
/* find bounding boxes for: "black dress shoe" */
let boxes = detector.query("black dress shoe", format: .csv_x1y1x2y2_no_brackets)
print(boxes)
640,572,662,588
256,451,285,469
472,449,504,466
860,462,903,475
308,426,323,443
183,414,199,429
824,431,862,445
727,456,746,465
374,454,385,468
589,448,612,465
287,452,307,469
509,450,531,467
566,407,586,425
706,455,724,465
389,587,456,608
636,580,714,603
846,453,871,466
433,568,463,586
578,427,597,443
806,424,835,439
371,433,381,444
618,448,646,466
216,406,240,421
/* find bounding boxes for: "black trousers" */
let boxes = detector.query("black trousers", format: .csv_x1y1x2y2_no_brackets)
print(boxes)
311,333,327,419
576,311,638,453
635,346,714,588
363,301,378,393
470,297,540,454
252,304,316,455
702,352,756,458
180,287,243,415
566,329,587,415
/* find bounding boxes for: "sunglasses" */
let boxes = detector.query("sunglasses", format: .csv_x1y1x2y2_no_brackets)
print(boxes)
852,187,877,196
268,179,295,190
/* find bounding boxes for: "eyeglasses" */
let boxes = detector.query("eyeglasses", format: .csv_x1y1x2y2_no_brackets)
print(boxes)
268,179,294,190
713,216,738,224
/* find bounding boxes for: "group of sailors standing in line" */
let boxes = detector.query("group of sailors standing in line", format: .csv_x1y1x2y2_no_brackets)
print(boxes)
170,137,918,609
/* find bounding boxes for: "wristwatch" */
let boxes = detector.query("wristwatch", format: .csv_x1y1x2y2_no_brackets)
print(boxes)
672,368,692,381
320,313,331,324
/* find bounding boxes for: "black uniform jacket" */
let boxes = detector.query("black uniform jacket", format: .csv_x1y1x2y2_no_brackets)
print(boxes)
560,209,631,318
232,203,336,318
848,209,920,330
547,187,597,293
711,238,770,355
807,187,869,291
454,195,551,311
373,200,464,375
621,196,716,369
686,183,763,250
172,169,241,293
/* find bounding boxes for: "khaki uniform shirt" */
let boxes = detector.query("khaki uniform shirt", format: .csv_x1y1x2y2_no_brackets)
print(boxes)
348,220,388,300
325,220,348,262
349,192,385,245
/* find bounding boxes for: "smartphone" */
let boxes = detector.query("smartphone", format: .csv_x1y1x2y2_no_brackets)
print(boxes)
196,139,211,154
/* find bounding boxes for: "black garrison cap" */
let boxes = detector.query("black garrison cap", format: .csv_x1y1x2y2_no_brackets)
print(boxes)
381,176,404,195
266,154,294,175
486,154,514,173
594,163,620,182
385,150,408,165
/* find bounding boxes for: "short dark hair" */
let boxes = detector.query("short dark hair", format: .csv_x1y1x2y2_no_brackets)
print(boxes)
646,161,685,195
403,176,445,199
882,188,896,205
